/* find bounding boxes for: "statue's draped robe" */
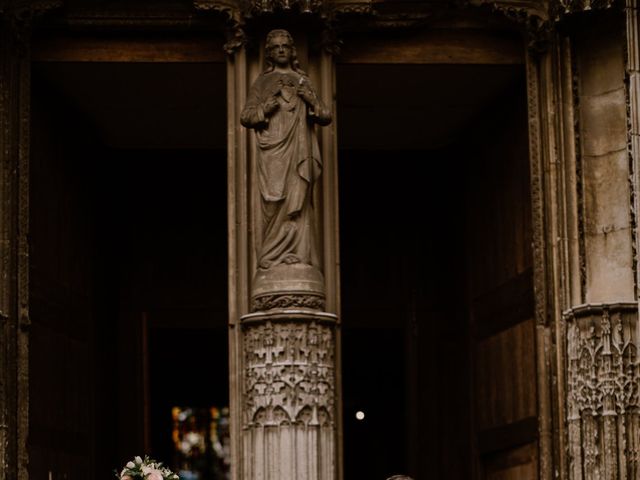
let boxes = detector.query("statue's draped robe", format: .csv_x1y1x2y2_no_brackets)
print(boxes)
241,71,331,270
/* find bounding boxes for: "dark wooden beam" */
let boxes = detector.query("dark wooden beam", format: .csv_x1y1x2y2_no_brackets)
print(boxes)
32,35,226,62
339,29,524,65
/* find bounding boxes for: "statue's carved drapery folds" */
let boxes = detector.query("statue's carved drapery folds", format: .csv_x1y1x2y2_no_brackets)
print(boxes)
241,30,331,310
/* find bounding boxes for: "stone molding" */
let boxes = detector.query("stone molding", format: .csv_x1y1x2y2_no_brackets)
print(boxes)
627,0,640,300
252,293,326,312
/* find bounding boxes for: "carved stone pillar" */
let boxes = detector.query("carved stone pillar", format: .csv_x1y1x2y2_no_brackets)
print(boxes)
241,311,337,479
223,21,340,480
547,10,640,479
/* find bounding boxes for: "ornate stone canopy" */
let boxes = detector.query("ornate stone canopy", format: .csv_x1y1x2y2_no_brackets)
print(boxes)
186,0,623,55
0,0,621,52
190,0,618,25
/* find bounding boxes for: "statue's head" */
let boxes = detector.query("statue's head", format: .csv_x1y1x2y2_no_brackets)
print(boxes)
265,29,302,72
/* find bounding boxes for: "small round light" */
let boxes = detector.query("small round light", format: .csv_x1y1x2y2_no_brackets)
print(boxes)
355,411,365,421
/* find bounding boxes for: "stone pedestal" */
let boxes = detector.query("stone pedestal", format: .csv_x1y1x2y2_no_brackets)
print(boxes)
240,311,337,480
252,264,326,311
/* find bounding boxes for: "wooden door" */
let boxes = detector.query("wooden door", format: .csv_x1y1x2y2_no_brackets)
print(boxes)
465,78,539,479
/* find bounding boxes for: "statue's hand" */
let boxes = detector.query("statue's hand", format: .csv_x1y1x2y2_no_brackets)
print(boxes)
263,96,279,115
297,86,317,107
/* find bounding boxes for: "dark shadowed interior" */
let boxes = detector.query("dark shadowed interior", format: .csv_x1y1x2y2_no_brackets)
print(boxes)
337,63,534,479
30,62,229,479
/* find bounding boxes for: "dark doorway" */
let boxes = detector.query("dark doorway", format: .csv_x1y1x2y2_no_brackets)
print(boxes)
29,61,229,479
337,62,534,479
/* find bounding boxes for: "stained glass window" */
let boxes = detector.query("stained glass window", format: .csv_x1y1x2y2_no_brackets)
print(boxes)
171,406,231,480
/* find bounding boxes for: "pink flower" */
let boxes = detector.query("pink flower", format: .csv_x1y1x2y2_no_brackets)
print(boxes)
146,471,163,480
121,476,133,480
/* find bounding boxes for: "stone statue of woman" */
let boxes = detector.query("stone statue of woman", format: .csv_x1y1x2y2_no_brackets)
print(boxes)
241,29,331,309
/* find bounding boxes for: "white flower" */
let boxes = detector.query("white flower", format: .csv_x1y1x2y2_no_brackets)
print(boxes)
118,455,177,480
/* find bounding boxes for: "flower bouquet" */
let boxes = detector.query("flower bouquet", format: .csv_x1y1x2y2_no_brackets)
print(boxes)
116,455,179,480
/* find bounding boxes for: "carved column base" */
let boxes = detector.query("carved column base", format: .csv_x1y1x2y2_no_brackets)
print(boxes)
240,310,337,480
242,424,335,480
565,303,640,479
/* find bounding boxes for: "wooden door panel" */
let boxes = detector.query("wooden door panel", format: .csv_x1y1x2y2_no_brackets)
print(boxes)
485,443,538,480
464,71,537,477
475,317,537,431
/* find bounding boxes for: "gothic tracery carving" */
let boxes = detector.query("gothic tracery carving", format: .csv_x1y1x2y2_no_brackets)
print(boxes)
566,304,639,418
565,304,640,479
243,321,335,427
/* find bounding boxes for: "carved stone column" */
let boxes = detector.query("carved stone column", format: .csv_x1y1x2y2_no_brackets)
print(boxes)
546,9,640,479
221,18,340,480
241,311,337,479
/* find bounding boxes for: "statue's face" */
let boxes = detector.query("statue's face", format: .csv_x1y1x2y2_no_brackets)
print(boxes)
268,34,293,67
